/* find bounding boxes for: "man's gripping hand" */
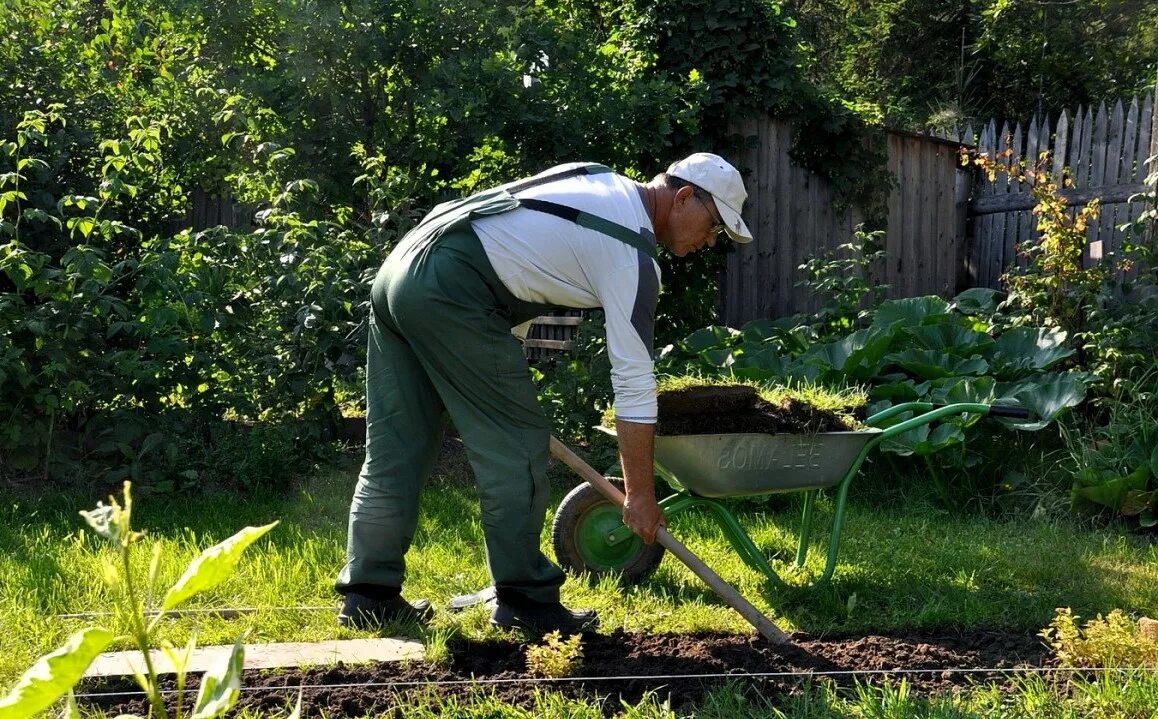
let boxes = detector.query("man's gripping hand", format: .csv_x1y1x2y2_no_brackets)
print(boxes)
623,492,665,544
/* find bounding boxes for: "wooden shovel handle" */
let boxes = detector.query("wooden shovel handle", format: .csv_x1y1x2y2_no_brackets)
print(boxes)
548,436,793,645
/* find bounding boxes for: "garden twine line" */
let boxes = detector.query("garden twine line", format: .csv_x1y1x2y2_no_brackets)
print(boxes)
73,665,1158,700
55,606,336,620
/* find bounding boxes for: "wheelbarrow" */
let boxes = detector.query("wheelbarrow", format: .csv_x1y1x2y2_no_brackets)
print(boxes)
551,401,1031,592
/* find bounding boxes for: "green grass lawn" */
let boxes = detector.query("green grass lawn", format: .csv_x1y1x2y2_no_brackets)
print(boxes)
2,447,1157,716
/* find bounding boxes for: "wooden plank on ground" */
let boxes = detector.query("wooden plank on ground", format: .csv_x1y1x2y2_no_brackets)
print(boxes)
85,638,425,678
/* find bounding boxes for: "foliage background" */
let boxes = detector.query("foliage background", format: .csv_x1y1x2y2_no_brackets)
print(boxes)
1,0,1154,495
786,0,1158,129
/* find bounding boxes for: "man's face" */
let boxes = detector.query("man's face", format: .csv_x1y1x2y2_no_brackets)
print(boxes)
662,186,724,257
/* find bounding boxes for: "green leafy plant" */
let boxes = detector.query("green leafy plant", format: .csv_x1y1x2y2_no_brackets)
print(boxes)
422,627,454,671
796,226,890,339
0,482,279,719
1042,607,1158,669
1067,370,1157,528
660,292,1084,443
655,291,1088,506
525,631,584,679
966,149,1106,345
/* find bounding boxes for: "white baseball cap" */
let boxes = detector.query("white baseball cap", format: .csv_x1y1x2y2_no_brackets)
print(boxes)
666,152,753,243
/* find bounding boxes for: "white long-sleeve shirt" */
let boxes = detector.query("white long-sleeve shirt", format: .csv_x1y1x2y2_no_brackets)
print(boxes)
471,164,661,423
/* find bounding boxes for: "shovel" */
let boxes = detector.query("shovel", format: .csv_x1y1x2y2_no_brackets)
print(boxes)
548,436,793,645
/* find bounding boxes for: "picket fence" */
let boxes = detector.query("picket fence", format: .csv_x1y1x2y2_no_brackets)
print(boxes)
935,93,1156,288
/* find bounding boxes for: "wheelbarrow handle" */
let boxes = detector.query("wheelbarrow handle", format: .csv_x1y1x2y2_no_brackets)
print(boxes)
925,402,1033,419
548,436,794,646
866,401,1033,428
983,404,1032,419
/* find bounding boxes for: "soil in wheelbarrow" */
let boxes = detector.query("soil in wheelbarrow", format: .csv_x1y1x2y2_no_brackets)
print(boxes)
656,384,864,436
81,628,1054,718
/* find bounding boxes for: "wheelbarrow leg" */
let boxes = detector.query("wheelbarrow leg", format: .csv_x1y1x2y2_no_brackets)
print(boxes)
817,477,855,584
795,490,816,568
697,499,783,587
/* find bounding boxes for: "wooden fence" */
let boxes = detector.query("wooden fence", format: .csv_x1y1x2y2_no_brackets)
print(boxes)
956,93,1156,287
721,88,1158,325
187,189,255,232
721,119,970,326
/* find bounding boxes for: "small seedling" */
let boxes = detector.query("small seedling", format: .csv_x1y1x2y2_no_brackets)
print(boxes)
525,631,584,678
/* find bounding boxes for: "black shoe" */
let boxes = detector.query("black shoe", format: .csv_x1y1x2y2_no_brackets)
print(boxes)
490,599,599,634
338,592,434,629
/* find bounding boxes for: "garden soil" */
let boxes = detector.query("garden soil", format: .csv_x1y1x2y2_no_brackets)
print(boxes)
655,384,862,436
82,628,1053,718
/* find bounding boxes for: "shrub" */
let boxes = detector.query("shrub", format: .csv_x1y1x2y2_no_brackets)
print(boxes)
1066,370,1157,528
796,226,890,340
525,631,584,678
1042,607,1158,669
962,147,1156,399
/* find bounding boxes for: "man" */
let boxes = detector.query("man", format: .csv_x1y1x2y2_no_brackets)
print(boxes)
336,152,753,634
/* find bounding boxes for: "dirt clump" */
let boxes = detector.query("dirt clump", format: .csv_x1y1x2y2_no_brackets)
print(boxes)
656,384,861,436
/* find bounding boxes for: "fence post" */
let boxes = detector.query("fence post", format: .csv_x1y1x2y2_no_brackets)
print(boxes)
1150,71,1158,241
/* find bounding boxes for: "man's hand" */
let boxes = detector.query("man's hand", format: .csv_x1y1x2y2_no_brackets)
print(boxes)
616,419,665,544
622,492,664,544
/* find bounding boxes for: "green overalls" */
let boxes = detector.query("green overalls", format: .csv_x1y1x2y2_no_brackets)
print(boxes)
336,164,657,605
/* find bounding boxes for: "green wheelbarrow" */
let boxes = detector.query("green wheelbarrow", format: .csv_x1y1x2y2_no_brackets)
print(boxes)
551,401,1030,590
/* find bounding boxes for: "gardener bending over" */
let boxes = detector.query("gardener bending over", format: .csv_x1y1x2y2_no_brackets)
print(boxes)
336,152,753,634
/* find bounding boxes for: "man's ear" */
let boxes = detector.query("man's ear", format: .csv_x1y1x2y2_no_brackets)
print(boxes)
673,185,695,207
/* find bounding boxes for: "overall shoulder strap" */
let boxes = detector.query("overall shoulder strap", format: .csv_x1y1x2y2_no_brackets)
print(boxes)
503,163,612,194
508,165,656,260
518,198,657,260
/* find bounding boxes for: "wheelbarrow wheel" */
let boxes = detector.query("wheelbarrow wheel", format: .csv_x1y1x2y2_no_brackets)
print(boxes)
552,480,665,584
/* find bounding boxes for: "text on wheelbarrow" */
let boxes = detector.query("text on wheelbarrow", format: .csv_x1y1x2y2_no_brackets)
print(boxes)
716,438,823,471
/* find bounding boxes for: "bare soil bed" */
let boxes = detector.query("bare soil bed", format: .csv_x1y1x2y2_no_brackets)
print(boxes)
655,385,863,436
82,628,1053,718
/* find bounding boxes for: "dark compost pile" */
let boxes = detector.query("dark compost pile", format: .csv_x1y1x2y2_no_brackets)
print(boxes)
655,384,863,436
